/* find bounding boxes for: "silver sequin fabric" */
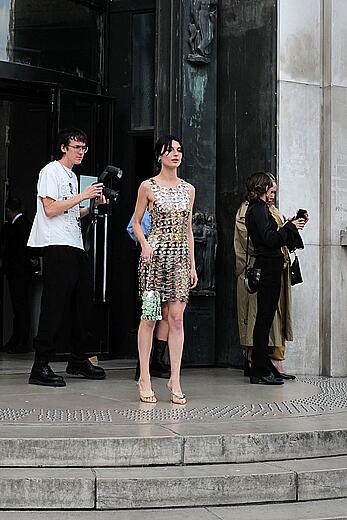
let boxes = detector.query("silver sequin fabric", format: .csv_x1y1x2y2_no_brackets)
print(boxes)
139,177,191,303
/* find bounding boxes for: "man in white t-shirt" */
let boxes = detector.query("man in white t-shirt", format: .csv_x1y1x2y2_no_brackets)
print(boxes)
27,128,106,387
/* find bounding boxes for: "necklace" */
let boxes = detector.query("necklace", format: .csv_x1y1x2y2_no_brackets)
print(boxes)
59,162,73,179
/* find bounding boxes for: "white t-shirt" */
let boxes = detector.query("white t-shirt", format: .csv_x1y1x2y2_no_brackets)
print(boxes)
28,160,84,250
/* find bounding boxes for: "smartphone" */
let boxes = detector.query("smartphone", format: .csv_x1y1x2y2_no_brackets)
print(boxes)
296,208,307,220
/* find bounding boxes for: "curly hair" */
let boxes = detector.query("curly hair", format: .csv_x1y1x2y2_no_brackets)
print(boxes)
246,172,275,202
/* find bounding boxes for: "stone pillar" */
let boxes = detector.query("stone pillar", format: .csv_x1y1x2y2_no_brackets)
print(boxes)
277,0,347,376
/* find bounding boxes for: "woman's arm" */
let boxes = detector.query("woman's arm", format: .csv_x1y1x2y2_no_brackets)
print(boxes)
132,181,153,263
188,185,198,288
252,204,300,249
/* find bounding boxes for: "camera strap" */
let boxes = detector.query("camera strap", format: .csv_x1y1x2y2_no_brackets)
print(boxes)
245,232,250,271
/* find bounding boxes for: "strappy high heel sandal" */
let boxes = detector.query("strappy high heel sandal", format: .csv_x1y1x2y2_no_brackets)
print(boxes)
137,382,157,404
167,382,186,405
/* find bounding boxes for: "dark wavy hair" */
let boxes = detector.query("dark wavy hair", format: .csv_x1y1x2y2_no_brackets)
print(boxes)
55,128,87,160
245,172,275,202
154,135,184,168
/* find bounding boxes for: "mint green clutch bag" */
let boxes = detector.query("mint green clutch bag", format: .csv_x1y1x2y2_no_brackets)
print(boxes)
141,290,162,321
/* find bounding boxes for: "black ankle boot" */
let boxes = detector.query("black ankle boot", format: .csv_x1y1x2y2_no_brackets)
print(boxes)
134,339,170,382
134,360,140,382
267,360,284,381
29,362,66,387
150,338,170,378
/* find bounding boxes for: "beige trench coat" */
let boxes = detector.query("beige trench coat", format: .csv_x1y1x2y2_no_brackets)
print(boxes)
234,201,293,353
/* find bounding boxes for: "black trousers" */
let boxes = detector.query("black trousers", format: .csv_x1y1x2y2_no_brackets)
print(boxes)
34,246,93,363
251,255,284,378
7,274,31,348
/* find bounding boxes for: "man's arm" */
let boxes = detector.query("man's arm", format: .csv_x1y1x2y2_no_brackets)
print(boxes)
41,183,104,218
79,193,108,219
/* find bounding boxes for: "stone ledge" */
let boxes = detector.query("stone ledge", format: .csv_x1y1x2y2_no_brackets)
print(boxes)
0,428,346,467
1,458,346,510
0,436,183,467
183,429,347,464
1,499,347,518
274,456,347,501
95,462,296,509
0,468,95,509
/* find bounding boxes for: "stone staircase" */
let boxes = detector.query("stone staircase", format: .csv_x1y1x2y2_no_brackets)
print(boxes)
0,427,346,512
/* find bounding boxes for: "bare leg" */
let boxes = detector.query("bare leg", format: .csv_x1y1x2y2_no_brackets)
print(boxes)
137,319,156,401
155,306,169,341
166,301,186,398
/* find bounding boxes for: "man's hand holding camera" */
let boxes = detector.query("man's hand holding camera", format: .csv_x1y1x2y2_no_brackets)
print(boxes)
81,182,108,207
81,182,104,202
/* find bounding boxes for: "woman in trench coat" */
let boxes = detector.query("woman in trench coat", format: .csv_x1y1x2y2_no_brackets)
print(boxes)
234,183,295,379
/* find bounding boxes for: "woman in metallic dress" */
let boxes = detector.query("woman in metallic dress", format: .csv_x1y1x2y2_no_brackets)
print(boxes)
132,135,198,404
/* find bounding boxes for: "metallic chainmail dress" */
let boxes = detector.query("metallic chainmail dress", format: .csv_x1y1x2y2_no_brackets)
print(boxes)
139,177,191,320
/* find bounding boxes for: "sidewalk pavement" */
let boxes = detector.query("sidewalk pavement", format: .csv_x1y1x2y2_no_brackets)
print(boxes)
0,357,346,435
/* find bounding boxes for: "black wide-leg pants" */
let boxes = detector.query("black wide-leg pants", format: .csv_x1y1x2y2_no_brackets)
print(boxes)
251,255,284,378
34,245,93,363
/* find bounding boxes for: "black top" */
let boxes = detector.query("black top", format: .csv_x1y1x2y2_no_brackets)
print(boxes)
245,198,300,258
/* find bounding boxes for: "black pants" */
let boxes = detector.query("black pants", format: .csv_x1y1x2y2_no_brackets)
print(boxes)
251,255,284,378
34,246,93,363
7,274,31,348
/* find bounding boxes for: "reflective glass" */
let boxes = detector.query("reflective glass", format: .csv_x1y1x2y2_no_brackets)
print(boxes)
0,0,13,61
0,0,102,81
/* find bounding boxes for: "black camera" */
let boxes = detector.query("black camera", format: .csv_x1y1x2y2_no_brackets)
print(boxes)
98,165,123,201
244,266,261,294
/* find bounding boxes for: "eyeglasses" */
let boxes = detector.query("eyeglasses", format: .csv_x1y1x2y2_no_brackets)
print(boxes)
67,145,88,153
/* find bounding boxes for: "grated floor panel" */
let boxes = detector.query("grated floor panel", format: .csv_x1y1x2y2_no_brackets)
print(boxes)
0,376,346,424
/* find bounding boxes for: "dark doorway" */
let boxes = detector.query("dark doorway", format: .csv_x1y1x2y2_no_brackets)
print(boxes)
0,82,116,357
0,83,53,351
109,132,154,359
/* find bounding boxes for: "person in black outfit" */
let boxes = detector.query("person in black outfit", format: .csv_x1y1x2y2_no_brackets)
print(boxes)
245,172,306,385
1,198,33,353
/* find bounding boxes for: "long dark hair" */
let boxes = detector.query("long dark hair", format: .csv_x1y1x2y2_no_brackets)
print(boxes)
154,135,184,168
245,172,275,202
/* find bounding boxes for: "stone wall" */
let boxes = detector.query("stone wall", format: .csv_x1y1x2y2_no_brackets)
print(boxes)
277,0,347,376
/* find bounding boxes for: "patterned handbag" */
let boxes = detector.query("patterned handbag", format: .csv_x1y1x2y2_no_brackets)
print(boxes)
140,260,162,321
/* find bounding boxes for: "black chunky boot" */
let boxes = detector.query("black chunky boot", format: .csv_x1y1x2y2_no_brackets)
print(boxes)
150,338,170,378
134,338,170,381
134,360,140,382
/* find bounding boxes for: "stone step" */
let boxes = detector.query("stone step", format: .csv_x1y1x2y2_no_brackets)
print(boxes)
0,425,346,467
0,456,346,510
95,455,347,509
1,499,347,519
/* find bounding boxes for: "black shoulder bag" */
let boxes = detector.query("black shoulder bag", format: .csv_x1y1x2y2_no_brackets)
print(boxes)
290,251,303,286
